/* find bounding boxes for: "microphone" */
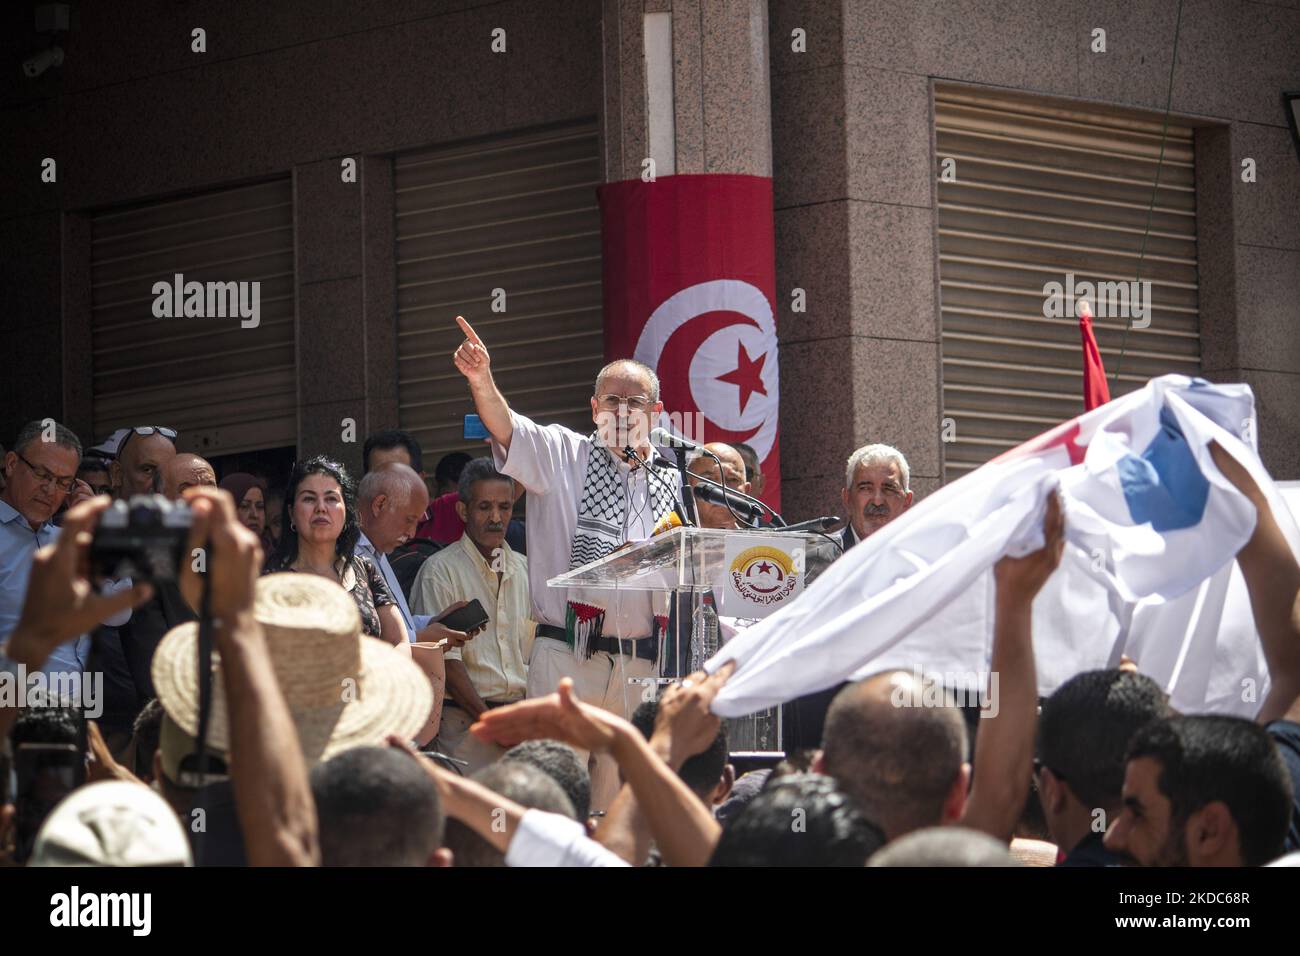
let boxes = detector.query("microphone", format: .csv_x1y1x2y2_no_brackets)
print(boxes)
624,444,692,527
773,515,842,534
652,427,787,527
692,481,765,520
650,427,703,452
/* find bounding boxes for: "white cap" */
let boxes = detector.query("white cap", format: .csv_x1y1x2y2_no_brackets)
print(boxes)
30,781,193,867
90,427,132,458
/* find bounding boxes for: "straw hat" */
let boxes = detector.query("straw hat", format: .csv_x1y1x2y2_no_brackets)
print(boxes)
152,572,433,766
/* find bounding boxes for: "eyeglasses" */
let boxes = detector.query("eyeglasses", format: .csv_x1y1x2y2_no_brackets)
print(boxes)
117,425,178,456
15,450,79,494
596,394,652,412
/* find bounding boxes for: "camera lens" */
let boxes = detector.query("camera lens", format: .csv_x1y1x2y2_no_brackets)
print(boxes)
129,501,159,526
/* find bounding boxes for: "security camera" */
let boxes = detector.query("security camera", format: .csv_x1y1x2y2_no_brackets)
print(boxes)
23,45,64,79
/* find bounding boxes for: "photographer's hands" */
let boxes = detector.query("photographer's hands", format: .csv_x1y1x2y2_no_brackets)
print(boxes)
179,486,263,625
179,487,319,866
5,496,153,671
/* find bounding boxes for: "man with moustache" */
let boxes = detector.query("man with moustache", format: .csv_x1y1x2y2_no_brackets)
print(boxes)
785,443,916,754
840,443,914,552
412,458,533,773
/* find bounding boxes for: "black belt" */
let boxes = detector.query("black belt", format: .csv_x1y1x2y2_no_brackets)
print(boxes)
535,623,657,664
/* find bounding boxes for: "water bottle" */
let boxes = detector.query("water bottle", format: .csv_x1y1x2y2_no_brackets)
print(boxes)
690,592,720,673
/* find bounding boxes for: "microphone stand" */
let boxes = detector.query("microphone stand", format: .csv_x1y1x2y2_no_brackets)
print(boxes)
623,444,695,527
622,443,694,687
681,468,787,527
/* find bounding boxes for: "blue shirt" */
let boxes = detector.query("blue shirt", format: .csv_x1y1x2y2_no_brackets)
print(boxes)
0,498,90,679
356,532,433,642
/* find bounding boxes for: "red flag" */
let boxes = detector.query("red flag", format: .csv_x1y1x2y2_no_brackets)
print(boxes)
599,174,781,511
1078,299,1111,411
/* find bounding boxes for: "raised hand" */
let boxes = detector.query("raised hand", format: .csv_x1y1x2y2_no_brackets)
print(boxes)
470,677,625,752
994,490,1065,604
651,661,736,768
449,314,515,450
452,315,493,387
65,478,95,511
86,720,144,785
179,486,264,625
7,496,153,668
1208,439,1266,508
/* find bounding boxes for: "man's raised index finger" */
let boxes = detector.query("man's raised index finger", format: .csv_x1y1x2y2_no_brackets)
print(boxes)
455,315,483,345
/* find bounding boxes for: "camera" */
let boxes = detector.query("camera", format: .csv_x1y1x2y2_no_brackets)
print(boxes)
90,494,192,583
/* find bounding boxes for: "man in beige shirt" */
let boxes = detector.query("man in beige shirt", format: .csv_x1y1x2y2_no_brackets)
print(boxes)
412,458,534,773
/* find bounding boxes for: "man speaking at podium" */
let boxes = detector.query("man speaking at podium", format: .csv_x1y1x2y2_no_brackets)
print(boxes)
452,316,681,809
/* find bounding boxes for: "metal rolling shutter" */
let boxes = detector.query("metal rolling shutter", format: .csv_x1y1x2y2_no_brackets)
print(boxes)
90,178,297,456
935,87,1200,479
394,121,604,465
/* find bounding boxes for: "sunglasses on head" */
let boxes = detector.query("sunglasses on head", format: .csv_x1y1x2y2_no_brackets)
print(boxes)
118,425,178,455
130,425,178,442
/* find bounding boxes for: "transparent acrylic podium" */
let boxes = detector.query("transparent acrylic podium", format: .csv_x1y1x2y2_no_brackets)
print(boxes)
548,526,841,756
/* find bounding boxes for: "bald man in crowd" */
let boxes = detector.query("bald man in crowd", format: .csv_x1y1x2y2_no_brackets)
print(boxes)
811,497,1063,846
111,426,178,497
95,426,188,751
686,442,751,530
356,463,433,643
162,452,216,499
356,463,475,648
356,463,481,745
814,672,971,841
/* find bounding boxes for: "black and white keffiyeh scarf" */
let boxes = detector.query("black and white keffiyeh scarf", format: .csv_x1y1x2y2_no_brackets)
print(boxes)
565,439,678,657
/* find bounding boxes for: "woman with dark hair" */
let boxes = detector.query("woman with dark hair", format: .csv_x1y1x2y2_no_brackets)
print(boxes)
219,472,268,538
266,456,405,645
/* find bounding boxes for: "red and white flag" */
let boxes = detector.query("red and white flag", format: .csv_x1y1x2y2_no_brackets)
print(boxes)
598,174,781,511
707,375,1285,720
1079,299,1111,411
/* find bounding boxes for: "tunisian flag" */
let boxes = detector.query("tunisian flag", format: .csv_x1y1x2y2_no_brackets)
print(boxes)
598,174,781,511
1079,299,1111,411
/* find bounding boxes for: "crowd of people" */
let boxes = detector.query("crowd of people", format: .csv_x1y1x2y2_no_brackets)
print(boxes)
1,313,1298,868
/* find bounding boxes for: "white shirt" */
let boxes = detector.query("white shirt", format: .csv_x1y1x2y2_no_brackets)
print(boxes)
492,411,679,639
505,809,629,867
355,532,432,642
